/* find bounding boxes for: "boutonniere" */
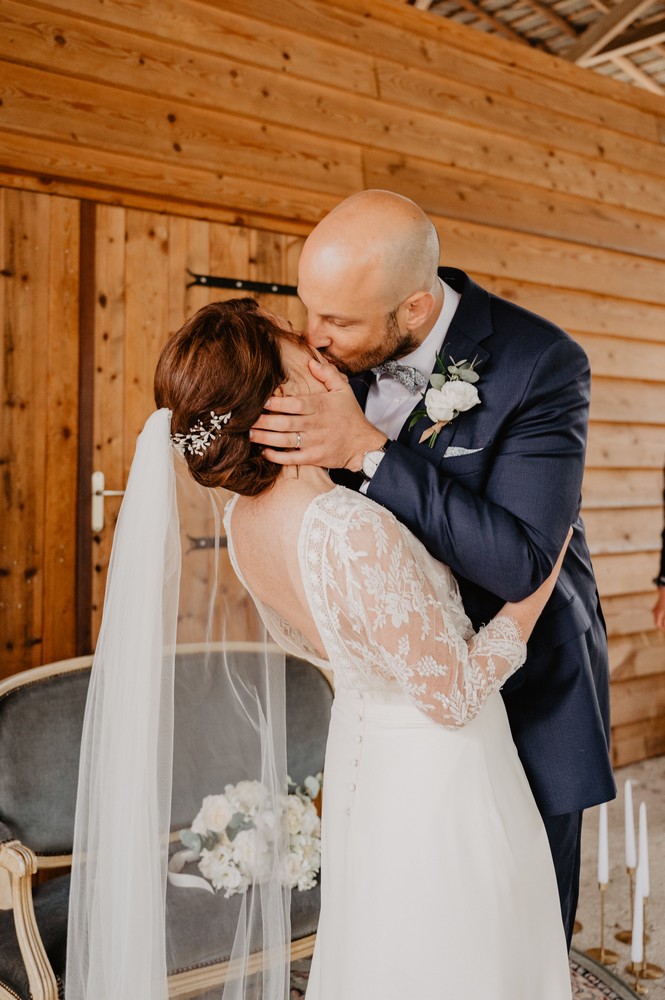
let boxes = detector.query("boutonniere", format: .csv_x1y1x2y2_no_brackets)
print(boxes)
409,354,482,447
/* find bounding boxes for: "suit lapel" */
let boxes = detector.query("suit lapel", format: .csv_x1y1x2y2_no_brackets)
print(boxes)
397,269,493,459
349,370,373,409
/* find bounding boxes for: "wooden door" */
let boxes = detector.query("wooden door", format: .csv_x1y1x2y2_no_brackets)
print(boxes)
89,204,306,648
0,187,80,679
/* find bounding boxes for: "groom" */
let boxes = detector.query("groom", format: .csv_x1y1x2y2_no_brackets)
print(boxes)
251,189,616,945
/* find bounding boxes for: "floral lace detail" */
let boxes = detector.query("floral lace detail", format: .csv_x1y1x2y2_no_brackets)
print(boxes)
300,489,527,729
225,487,527,729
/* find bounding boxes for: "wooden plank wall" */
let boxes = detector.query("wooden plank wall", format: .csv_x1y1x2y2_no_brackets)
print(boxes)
0,189,79,676
0,0,664,764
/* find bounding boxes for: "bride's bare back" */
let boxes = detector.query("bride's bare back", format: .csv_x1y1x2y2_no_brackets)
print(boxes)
229,471,334,660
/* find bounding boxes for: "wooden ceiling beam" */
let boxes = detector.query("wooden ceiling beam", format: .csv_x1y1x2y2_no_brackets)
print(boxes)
563,0,656,61
432,0,528,42
610,52,665,92
523,0,578,36
581,16,665,64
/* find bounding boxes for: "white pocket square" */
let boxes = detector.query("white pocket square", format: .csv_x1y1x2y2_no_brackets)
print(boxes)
443,446,485,458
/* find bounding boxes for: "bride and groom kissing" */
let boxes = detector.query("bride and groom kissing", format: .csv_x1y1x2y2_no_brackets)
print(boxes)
73,189,615,999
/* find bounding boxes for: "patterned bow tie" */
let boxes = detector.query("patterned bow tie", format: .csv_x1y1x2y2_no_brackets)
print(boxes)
371,360,429,393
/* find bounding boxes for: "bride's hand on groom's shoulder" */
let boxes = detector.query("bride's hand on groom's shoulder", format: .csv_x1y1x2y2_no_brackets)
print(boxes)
250,358,386,471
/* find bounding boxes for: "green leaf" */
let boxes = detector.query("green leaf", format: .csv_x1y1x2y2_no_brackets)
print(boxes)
180,829,203,854
408,410,426,429
434,351,447,373
457,369,480,383
429,374,446,390
226,813,255,842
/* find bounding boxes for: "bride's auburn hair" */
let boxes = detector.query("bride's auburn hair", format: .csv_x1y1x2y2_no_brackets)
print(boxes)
154,297,306,496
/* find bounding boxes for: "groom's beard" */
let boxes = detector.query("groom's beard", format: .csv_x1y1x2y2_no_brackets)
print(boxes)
321,311,420,376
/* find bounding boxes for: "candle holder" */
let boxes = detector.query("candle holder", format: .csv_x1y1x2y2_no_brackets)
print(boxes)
615,866,650,944
626,898,663,982
587,883,619,965
639,896,664,980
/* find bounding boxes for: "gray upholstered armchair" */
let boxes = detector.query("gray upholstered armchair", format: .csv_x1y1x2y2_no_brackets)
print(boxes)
0,649,333,999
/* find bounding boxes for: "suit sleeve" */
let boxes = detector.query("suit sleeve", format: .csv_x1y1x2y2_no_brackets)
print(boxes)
367,335,590,602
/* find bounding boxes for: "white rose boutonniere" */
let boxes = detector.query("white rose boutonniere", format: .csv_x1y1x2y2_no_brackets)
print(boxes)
409,354,482,447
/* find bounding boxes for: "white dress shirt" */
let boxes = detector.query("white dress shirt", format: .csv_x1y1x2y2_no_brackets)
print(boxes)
365,280,461,442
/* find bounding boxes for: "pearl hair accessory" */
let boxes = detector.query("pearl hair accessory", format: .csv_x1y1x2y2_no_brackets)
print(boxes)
172,409,232,456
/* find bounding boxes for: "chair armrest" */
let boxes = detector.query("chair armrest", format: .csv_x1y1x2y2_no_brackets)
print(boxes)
0,841,59,1000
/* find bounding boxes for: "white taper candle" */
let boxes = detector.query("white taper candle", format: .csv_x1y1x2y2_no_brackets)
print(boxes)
638,802,650,897
598,802,609,884
625,779,637,869
631,864,645,965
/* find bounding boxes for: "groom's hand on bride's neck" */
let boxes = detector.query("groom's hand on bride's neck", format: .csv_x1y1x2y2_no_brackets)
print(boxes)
250,358,387,472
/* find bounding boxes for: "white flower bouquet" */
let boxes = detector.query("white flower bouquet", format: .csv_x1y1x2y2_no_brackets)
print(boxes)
171,774,322,898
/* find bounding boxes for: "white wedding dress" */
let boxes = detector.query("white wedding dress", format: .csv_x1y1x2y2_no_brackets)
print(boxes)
225,485,572,1000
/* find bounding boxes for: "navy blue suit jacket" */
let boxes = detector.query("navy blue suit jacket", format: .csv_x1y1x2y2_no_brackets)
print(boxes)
334,268,616,818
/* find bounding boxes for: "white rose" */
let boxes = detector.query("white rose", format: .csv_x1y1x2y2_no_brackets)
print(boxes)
232,828,259,870
199,845,249,896
218,864,248,897
281,852,302,887
192,794,234,835
198,844,232,882
286,795,307,834
299,802,321,838
425,381,480,423
424,387,456,424
303,774,321,799
233,780,266,814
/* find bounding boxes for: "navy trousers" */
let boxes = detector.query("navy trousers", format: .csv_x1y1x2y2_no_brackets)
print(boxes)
543,810,583,951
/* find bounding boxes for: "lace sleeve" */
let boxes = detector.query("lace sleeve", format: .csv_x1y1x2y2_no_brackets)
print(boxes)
310,495,527,729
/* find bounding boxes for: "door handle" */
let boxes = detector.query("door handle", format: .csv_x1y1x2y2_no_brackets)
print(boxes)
91,471,125,532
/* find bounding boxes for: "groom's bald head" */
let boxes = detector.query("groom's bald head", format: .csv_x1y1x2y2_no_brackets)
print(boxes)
298,190,443,373
300,190,440,307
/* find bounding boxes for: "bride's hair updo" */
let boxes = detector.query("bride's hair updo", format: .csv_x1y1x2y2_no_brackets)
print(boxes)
154,297,307,496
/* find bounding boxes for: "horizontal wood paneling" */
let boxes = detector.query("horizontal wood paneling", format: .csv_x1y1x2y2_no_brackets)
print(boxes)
211,0,665,122
478,277,665,343
585,425,664,469
611,718,665,768
363,149,665,258
582,469,664,509
576,334,665,382
3,3,664,219
589,380,664,424
601,593,656,637
584,507,662,555
0,62,362,196
0,0,663,764
594,552,660,597
609,632,665,680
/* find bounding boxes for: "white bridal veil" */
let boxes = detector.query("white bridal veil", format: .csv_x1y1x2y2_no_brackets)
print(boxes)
66,409,290,999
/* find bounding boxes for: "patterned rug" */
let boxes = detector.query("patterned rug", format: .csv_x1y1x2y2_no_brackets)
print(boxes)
289,949,640,998
570,949,640,1000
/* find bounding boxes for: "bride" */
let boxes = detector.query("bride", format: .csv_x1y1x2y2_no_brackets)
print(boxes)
149,297,573,999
